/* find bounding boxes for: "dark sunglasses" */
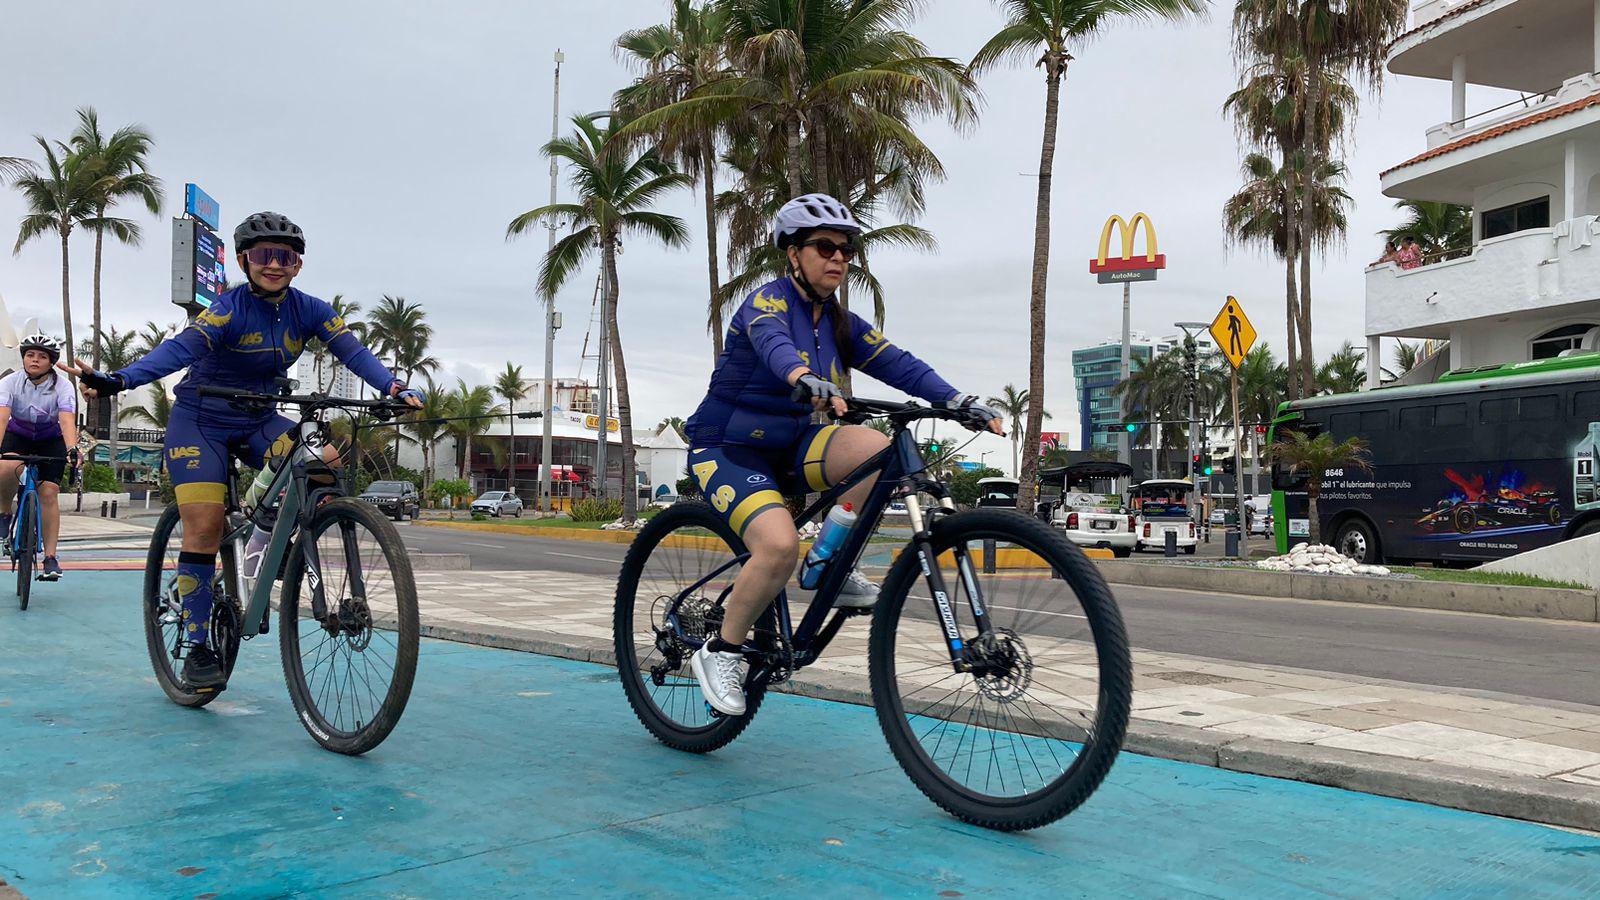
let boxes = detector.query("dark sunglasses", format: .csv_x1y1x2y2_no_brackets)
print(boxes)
800,238,857,261
244,246,302,268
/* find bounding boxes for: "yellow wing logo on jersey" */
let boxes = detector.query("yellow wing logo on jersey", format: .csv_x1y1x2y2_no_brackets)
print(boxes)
196,308,232,329
284,334,304,355
751,293,788,314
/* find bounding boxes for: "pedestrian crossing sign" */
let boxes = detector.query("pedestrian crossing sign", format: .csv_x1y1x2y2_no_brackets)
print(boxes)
1209,296,1256,370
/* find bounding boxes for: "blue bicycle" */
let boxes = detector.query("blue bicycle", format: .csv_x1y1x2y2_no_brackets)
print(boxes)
4,452,73,611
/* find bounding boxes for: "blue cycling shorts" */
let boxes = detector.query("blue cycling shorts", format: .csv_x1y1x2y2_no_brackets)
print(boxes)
689,424,841,538
165,403,295,505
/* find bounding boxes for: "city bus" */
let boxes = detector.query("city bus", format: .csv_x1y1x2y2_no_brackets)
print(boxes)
1269,354,1600,565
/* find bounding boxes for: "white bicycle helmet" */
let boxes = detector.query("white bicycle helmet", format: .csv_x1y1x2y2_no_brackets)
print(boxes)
772,193,862,248
18,332,61,363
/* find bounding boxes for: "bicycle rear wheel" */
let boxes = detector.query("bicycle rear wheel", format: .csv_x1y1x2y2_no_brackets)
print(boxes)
141,505,243,708
613,501,768,753
279,498,419,755
869,509,1132,831
15,491,36,610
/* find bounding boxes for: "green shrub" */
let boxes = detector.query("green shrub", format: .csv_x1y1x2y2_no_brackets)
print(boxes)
157,469,175,504
428,478,471,507
676,475,700,499
82,463,120,493
948,466,1006,507
570,497,623,522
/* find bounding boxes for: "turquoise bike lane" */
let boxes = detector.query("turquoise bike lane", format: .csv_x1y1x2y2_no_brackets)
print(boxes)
2,573,1598,898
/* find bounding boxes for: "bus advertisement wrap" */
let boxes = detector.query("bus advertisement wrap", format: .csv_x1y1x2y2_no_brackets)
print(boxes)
1271,361,1600,564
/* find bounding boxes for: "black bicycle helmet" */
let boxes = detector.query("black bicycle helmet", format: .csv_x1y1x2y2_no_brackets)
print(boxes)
233,211,305,254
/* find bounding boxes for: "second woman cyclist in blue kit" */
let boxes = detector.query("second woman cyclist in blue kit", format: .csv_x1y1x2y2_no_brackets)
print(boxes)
684,193,1003,716
69,212,423,694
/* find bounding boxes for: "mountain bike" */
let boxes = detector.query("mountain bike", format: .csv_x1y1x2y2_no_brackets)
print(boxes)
5,451,76,610
142,385,420,755
614,397,1133,831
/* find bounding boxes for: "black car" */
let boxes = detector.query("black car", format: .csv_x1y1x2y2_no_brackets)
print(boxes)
360,480,421,522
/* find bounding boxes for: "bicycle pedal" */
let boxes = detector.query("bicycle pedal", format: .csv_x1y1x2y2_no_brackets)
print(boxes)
259,616,270,636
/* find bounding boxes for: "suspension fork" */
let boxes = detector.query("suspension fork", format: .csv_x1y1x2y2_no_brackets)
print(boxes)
905,490,994,669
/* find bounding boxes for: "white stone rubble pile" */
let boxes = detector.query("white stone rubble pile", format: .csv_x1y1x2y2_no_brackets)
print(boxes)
1255,543,1392,577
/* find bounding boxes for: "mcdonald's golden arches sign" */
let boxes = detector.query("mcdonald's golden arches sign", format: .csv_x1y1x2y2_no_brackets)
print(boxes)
1089,213,1165,284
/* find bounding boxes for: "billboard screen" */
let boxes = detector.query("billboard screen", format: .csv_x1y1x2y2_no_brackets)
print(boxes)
192,223,226,309
184,183,220,232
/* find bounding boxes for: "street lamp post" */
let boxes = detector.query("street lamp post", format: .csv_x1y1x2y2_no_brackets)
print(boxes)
537,49,565,515
1174,321,1210,529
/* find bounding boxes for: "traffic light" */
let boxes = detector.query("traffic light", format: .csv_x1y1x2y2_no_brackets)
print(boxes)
1125,422,1138,433
1192,454,1213,477
1220,457,1236,476
928,440,940,453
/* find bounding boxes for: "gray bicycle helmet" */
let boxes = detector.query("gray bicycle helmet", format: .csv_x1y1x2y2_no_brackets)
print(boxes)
18,332,62,363
772,193,862,248
233,211,305,254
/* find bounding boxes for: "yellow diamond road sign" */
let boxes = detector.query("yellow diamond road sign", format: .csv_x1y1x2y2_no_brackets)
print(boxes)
1210,296,1256,370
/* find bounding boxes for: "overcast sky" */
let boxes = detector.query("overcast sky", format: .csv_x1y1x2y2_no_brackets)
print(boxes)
0,1,1515,472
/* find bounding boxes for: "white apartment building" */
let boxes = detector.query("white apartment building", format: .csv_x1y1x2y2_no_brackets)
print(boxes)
1367,0,1600,385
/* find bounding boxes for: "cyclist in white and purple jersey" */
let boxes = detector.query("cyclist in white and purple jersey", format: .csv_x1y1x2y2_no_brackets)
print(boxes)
0,333,80,581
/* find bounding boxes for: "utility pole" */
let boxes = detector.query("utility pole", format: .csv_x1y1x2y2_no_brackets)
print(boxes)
538,49,564,514
1175,321,1210,531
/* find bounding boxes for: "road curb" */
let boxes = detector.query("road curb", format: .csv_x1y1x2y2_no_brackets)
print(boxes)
414,622,1600,832
413,520,642,544
1093,560,1600,622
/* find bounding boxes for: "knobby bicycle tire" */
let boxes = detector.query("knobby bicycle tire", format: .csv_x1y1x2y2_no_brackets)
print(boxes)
278,498,419,755
868,509,1132,831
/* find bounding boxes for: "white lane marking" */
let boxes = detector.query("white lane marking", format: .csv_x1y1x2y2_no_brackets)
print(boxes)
548,551,623,563
462,541,506,549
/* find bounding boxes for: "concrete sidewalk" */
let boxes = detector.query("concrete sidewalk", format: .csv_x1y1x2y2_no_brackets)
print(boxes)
410,569,1600,830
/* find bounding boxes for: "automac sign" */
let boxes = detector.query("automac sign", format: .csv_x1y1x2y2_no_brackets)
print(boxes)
1089,213,1166,284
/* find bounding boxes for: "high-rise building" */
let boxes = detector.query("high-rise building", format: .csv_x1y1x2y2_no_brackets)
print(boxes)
1367,3,1600,383
1071,332,1218,452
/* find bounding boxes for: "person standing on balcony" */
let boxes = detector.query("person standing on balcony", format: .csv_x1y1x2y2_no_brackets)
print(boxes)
1396,236,1423,270
1377,240,1399,265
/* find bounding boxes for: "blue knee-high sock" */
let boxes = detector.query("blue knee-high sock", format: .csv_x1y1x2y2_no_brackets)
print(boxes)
177,551,217,647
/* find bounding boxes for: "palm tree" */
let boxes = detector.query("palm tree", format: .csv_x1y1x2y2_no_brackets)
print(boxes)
1380,199,1472,260
494,363,529,495
445,379,502,488
1235,344,1286,491
986,383,1048,477
0,156,33,182
366,295,431,377
1234,0,1407,398
507,113,693,523
11,136,98,383
136,320,176,356
971,0,1206,513
119,382,173,430
1270,430,1371,544
1393,340,1422,376
68,108,163,383
1113,349,1188,454
616,0,733,362
390,330,441,386
399,382,451,495
1316,341,1365,395
655,416,687,440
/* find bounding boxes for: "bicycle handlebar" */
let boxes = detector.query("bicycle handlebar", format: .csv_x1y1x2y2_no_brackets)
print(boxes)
198,385,416,418
833,396,993,432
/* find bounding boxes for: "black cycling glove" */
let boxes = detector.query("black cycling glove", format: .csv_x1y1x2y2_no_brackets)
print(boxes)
79,367,125,397
791,373,845,405
937,394,1003,432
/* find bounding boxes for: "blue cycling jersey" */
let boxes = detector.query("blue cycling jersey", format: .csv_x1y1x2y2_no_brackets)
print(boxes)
115,285,398,417
685,277,959,449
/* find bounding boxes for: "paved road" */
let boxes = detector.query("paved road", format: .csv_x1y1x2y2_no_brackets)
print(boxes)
3,573,1598,897
398,523,1600,708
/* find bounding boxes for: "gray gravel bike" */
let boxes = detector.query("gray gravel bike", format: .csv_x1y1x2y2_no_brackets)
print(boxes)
142,385,419,755
615,397,1132,831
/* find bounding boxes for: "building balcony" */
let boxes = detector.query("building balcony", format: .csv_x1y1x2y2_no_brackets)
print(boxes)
1363,218,1600,337
1392,0,1599,94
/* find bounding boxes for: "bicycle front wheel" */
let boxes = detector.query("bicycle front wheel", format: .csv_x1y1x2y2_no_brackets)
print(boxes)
279,498,419,755
869,509,1132,831
141,505,243,708
16,491,36,610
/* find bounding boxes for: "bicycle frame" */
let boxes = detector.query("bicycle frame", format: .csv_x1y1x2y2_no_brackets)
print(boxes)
12,463,41,556
669,413,995,679
220,419,355,634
